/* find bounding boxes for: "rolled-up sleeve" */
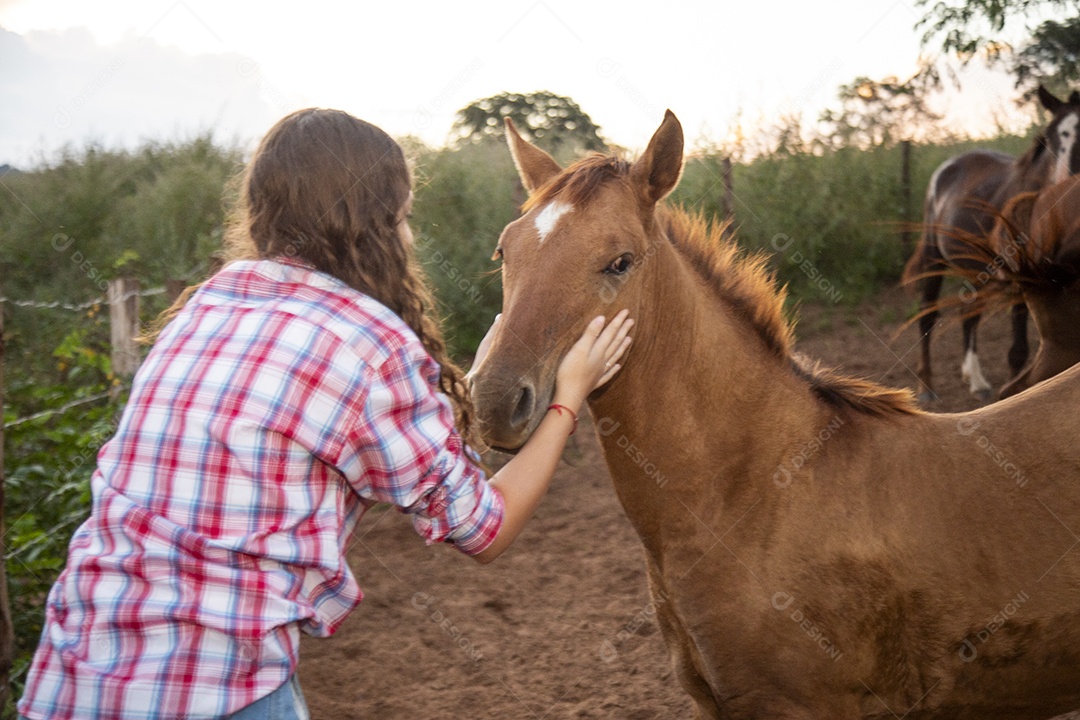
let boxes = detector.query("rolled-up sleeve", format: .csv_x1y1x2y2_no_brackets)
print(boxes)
335,344,504,556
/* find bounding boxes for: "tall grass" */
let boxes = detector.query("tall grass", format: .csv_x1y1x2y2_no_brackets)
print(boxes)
409,140,516,354
672,133,1036,304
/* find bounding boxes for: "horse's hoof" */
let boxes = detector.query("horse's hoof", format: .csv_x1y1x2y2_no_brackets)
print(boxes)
974,388,993,403
918,390,939,404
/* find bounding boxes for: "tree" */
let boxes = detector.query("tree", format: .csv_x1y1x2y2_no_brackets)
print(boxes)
916,0,1072,58
451,91,606,156
1012,16,1080,97
817,70,944,150
918,0,1080,100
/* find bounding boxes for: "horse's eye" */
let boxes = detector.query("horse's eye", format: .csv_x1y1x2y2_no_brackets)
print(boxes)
604,253,633,275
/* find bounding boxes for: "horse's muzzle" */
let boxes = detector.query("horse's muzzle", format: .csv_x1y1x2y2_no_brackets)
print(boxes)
470,369,551,451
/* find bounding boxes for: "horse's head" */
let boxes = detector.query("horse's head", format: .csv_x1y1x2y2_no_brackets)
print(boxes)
469,112,684,450
1038,86,1080,184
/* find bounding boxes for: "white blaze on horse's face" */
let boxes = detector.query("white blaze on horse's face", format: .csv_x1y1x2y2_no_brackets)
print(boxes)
1054,113,1079,184
533,201,574,244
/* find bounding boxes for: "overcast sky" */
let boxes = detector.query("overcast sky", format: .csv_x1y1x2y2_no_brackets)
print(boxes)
0,0,1049,167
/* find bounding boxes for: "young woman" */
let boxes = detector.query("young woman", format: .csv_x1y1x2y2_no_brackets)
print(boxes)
18,108,632,719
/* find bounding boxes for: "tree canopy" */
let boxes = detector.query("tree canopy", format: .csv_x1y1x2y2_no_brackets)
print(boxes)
917,0,1079,95
818,70,944,149
916,0,1072,56
1012,15,1080,97
451,91,606,156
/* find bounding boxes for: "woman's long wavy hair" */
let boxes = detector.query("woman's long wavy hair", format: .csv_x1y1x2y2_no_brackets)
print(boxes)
154,108,480,448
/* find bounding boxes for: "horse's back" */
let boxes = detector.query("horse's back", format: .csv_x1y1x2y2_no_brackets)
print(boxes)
927,150,1015,205
981,354,1080,420
922,150,1017,263
943,360,1080,499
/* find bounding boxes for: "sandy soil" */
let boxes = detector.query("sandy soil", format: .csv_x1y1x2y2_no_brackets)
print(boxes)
299,287,1077,719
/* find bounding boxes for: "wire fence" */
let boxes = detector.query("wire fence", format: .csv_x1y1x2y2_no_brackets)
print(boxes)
0,286,165,312
3,391,112,429
1,280,174,427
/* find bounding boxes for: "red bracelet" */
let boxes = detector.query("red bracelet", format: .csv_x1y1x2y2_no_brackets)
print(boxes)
547,403,578,435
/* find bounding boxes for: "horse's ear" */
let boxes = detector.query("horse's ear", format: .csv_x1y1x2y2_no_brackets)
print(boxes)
1039,85,1064,113
630,110,684,206
1070,90,1080,104
505,118,562,194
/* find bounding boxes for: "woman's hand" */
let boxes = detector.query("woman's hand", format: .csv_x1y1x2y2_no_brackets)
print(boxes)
474,309,633,564
553,310,633,411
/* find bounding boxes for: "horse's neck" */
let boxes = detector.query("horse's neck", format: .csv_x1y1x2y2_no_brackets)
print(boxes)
1029,289,1080,349
1029,200,1080,349
1002,144,1052,201
588,238,824,550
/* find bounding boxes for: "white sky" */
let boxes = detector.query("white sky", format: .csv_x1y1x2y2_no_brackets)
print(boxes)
0,0,1052,166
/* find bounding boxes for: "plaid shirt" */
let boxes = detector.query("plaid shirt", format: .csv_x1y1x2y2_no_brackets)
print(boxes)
19,259,503,719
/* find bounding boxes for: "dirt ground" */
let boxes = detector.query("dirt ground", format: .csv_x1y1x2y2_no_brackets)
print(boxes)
299,287,1074,719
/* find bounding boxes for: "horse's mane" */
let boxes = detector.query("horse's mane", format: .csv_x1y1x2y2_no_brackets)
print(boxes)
1016,132,1049,174
524,153,918,418
657,207,918,418
656,208,793,358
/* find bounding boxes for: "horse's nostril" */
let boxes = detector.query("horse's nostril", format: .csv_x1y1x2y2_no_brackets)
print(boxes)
510,383,536,428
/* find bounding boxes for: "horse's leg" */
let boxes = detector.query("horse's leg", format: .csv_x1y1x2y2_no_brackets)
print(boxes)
998,361,1034,399
915,270,944,404
645,558,721,720
1007,301,1030,378
960,313,993,401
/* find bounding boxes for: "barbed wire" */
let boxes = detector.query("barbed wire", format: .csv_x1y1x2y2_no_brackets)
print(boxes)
0,286,166,312
3,390,113,429
1,285,172,427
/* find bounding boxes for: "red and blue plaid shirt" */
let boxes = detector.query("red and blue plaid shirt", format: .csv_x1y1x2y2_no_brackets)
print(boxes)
19,259,504,719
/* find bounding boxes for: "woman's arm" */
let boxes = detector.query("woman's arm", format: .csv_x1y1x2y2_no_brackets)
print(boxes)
473,311,632,564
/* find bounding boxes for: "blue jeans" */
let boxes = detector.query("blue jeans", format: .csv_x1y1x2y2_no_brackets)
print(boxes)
228,674,309,720
20,675,308,720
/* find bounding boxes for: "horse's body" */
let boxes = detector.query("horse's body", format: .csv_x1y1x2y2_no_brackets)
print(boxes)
617,356,1080,719
471,112,1080,719
905,87,1080,403
991,176,1080,399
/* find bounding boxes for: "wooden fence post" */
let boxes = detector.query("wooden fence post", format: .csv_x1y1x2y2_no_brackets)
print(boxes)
108,278,140,378
0,294,14,707
721,156,735,226
900,140,914,254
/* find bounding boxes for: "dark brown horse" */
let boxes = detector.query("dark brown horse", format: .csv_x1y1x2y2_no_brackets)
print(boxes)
470,112,1080,719
974,175,1080,399
905,86,1080,403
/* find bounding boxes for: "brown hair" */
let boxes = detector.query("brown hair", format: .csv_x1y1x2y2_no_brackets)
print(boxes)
154,108,480,447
